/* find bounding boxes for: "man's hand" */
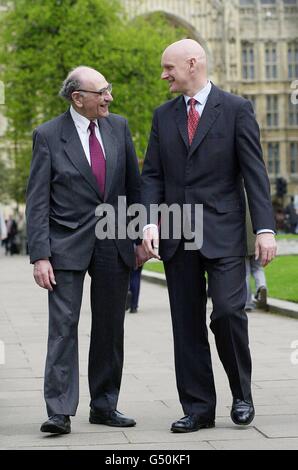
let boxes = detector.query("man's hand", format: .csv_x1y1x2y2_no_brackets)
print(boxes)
33,259,56,291
255,233,277,267
135,244,150,268
142,226,161,260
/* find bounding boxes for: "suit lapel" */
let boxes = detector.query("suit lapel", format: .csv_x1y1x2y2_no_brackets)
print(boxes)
99,118,118,202
188,84,222,158
174,96,189,151
62,110,102,199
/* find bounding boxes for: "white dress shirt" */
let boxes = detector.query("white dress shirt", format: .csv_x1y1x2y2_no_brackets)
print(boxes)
70,106,106,164
184,80,212,117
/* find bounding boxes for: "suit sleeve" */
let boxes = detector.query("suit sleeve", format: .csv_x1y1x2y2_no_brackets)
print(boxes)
123,120,142,244
124,119,141,208
141,110,165,224
26,130,52,263
235,100,275,233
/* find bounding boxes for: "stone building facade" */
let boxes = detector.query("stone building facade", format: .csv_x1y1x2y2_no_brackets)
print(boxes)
0,0,297,199
123,0,298,198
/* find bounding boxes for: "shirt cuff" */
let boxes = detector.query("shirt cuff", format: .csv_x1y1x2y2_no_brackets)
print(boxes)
143,224,158,232
256,229,275,235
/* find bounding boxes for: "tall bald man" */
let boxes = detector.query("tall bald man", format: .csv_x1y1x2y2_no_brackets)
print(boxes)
142,40,276,432
26,66,144,434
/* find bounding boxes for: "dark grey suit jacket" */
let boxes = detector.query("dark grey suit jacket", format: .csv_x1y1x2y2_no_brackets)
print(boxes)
26,110,140,270
141,84,275,260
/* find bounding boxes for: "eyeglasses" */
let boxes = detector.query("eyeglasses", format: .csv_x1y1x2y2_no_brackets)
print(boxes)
77,83,112,96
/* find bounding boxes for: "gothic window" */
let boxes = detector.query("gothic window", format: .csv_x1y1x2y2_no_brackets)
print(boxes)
288,95,298,126
265,43,277,79
266,96,279,127
242,43,255,79
288,42,298,79
290,143,298,174
268,143,280,175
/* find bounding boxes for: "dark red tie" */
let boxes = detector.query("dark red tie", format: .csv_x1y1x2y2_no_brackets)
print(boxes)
88,121,106,195
188,98,200,145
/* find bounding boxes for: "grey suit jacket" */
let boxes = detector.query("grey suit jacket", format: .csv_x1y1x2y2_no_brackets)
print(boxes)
26,110,140,270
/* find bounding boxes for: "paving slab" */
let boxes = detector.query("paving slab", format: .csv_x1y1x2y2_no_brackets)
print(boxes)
0,254,298,450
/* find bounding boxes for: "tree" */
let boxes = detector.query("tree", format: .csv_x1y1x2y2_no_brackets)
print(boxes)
105,12,188,156
0,0,123,202
0,158,10,203
0,1,188,202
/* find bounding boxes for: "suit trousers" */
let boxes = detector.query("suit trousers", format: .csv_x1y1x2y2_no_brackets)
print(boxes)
44,238,130,416
164,241,252,420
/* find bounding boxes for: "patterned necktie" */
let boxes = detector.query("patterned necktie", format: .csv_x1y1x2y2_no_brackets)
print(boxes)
88,121,106,195
188,98,200,145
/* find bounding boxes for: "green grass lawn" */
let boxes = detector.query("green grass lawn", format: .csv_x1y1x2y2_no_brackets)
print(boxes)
144,261,165,274
144,256,298,303
276,234,298,240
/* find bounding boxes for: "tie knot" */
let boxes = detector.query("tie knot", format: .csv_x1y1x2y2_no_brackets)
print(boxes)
89,121,96,134
188,98,197,107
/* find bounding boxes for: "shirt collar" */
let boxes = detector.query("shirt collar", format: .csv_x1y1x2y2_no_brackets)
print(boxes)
184,80,212,106
70,106,98,132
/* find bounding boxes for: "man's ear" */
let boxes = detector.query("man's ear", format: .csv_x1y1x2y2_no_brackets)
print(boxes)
71,91,83,108
188,57,196,71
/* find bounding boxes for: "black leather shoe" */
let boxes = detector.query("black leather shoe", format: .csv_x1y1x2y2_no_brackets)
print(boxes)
89,409,136,427
255,286,267,309
40,414,71,434
231,399,255,425
171,415,215,433
130,307,138,313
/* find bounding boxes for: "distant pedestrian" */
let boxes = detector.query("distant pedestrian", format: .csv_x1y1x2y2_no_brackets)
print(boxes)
127,266,143,313
0,207,7,246
245,199,268,311
285,197,298,234
6,215,18,255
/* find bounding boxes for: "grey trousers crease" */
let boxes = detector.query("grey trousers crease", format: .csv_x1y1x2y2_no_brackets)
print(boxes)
44,239,130,417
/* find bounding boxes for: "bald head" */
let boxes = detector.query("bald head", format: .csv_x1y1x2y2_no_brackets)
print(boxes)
162,39,206,65
67,66,105,90
161,39,208,96
60,66,107,101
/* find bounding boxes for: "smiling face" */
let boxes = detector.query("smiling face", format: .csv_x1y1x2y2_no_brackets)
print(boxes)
71,68,113,120
161,50,191,95
161,39,208,97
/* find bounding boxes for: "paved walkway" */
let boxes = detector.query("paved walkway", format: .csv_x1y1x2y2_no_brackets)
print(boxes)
0,254,298,450
276,238,298,255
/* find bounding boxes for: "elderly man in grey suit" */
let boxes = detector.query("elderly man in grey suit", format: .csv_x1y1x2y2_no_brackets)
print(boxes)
26,66,145,434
